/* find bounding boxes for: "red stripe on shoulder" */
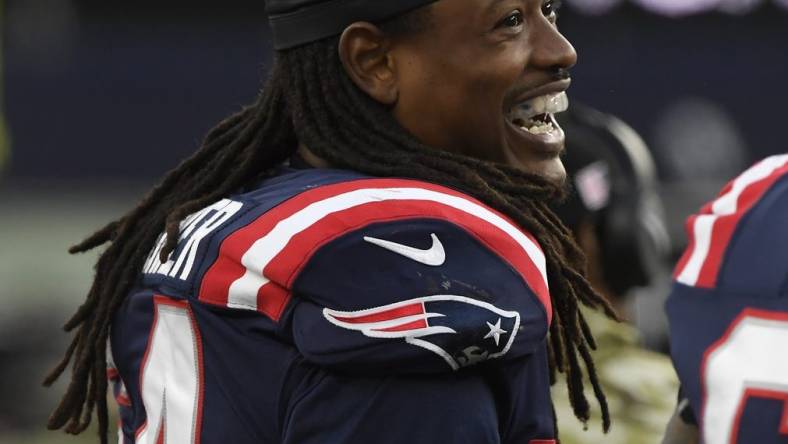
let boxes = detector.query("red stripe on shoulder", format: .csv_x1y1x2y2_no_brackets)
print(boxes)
198,178,550,323
198,179,469,311
264,200,551,322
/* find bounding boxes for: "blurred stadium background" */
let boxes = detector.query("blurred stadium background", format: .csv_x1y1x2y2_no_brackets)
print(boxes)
2,0,786,442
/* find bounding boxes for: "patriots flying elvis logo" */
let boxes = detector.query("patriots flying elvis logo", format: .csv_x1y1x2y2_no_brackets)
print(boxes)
323,295,521,370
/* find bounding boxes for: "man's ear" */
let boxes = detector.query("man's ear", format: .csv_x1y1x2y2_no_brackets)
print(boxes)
338,22,398,106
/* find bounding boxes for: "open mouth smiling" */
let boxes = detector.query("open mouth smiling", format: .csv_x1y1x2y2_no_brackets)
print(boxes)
503,79,571,155
508,92,569,135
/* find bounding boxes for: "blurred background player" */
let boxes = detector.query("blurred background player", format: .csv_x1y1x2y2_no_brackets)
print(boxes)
552,103,678,443
664,154,788,444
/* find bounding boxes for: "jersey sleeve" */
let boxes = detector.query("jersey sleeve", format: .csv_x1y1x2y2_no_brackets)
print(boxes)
281,367,502,444
197,178,551,373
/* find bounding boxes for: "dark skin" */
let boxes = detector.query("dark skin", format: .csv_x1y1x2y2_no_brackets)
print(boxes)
326,0,577,184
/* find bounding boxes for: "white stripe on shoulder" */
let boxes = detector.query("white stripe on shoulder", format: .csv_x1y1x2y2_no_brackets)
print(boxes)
676,154,788,286
711,154,788,216
676,215,716,286
227,187,547,310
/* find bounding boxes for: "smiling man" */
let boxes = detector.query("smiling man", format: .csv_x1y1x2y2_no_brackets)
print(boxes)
45,1,617,443
362,0,575,182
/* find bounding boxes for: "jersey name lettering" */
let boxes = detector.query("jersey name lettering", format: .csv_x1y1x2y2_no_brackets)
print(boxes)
143,199,243,280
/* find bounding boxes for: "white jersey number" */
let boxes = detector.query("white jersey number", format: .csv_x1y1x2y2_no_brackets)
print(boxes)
136,296,203,444
702,309,788,444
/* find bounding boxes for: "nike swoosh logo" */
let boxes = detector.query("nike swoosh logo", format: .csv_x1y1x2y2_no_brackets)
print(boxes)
363,233,446,267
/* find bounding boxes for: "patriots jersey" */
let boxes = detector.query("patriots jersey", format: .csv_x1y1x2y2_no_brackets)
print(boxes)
108,165,558,443
666,154,788,444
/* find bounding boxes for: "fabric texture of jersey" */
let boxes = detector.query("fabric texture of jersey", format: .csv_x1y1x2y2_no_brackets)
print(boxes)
109,166,558,443
667,154,788,444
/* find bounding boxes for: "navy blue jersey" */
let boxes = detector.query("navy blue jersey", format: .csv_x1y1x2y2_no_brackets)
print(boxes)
667,155,788,444
108,166,558,443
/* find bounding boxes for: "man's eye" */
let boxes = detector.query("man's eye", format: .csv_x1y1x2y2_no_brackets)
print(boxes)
497,11,524,28
542,0,562,18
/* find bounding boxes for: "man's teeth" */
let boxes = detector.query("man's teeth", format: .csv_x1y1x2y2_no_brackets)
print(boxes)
509,92,569,129
522,92,569,117
524,121,555,135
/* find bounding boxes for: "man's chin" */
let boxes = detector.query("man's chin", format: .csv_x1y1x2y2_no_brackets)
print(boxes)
496,155,567,202
518,156,567,188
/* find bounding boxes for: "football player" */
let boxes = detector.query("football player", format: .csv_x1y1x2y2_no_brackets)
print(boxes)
664,154,788,443
552,103,678,444
45,1,618,443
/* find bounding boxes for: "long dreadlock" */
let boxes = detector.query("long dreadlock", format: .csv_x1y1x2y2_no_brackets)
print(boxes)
45,10,617,443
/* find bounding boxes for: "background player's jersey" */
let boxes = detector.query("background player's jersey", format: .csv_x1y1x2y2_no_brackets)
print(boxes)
108,166,558,443
667,154,788,444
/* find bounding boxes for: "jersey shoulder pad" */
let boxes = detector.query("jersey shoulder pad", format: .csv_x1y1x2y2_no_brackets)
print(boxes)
197,176,551,371
672,154,788,294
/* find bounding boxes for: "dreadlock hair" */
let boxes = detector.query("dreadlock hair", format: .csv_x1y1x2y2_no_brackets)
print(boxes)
45,8,618,443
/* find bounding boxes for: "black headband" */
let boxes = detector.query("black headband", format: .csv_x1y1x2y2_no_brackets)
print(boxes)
267,0,439,50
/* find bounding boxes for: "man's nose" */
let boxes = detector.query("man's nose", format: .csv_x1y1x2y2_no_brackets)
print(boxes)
528,20,578,72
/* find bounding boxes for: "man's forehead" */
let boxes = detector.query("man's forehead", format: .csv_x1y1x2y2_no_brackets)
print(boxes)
480,0,544,11
480,0,516,15
266,0,440,50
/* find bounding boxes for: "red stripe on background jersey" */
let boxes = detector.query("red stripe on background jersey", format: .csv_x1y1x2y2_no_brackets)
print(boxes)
198,178,549,322
674,155,788,288
695,171,788,287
